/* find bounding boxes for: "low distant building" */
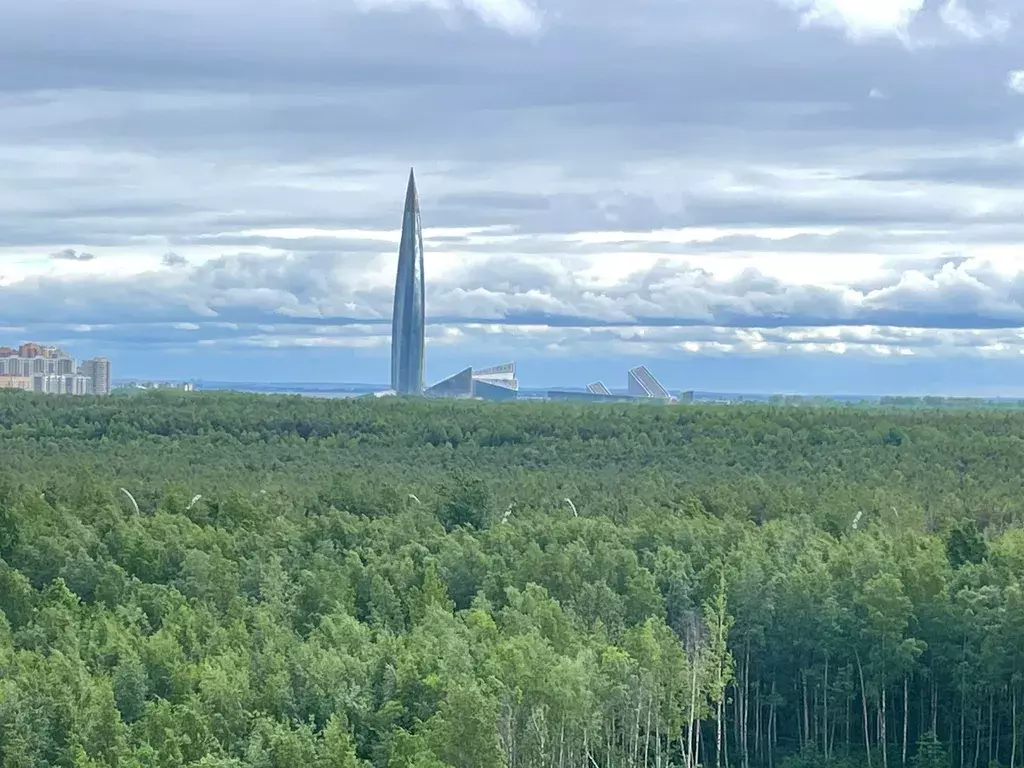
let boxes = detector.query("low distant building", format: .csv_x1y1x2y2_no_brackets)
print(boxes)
549,365,679,404
548,389,638,403
118,380,193,392
0,375,32,391
35,373,93,395
425,362,519,401
358,389,397,399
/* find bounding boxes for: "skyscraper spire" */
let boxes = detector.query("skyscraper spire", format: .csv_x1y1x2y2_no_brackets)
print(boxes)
390,168,426,394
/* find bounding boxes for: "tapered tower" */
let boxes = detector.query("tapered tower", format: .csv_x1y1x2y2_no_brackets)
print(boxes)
390,168,426,394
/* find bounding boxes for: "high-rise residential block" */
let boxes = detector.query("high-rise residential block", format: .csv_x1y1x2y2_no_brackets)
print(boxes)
81,357,111,395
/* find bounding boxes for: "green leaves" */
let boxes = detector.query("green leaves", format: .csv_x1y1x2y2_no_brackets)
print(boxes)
945,518,988,569
5,392,1024,766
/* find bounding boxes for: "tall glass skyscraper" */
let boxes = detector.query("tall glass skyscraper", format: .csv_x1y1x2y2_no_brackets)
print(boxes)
390,168,426,395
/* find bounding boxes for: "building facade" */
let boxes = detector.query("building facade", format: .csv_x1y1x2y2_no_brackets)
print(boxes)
0,376,32,391
627,365,672,400
390,168,426,395
424,362,520,401
80,357,111,396
0,344,110,395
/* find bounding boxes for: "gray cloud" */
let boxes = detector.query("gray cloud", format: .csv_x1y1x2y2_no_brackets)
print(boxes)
161,252,188,267
2,0,1024,370
4,250,1024,332
50,248,96,261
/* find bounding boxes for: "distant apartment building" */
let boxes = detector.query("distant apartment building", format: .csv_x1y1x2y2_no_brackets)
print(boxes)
0,343,111,395
0,376,32,391
80,357,111,396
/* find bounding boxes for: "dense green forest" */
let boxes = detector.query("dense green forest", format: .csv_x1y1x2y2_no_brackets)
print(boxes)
2,390,1024,768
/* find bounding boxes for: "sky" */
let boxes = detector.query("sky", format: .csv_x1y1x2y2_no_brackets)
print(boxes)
2,0,1024,395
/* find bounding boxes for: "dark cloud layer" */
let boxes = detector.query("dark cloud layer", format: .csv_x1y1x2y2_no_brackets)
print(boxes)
3,250,1023,331
50,248,96,262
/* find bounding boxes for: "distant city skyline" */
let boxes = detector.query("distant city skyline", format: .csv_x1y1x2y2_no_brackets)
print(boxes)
3,0,1024,396
0,342,111,395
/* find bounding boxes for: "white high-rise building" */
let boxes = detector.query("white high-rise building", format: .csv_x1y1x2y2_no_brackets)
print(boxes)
80,357,111,396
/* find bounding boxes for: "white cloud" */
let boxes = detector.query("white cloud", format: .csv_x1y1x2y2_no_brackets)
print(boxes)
352,0,541,34
778,0,925,39
939,0,1011,39
461,0,542,33
1008,70,1024,94
778,0,1013,40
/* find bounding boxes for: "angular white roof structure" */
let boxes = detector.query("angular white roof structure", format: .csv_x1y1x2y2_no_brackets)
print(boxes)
627,365,671,399
472,361,518,391
424,362,519,399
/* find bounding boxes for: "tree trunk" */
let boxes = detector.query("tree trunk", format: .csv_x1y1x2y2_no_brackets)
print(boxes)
881,687,888,768
655,704,662,768
813,680,820,755
734,684,741,768
829,713,837,764
974,704,982,768
846,688,852,753
824,656,830,761
996,691,1002,768
919,678,925,742
960,680,966,768
716,695,723,768
644,693,652,768
755,678,762,768
724,693,730,768
688,652,700,768
743,647,750,768
857,652,873,768
630,696,638,768
1012,686,1018,768
990,691,995,768
803,671,810,750
607,714,613,768
902,676,908,767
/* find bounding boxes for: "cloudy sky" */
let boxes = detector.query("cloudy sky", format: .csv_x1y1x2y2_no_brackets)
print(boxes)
3,0,1024,394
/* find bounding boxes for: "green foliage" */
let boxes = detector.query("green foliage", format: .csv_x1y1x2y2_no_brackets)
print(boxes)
435,470,491,532
945,518,988,568
911,731,948,768
2,390,1024,766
